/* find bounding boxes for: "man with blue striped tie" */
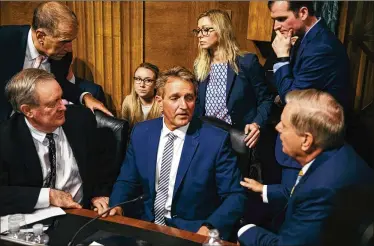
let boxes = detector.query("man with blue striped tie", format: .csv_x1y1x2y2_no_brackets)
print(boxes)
106,66,246,240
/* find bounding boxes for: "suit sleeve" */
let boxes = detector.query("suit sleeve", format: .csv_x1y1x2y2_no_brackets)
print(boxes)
273,44,336,103
109,127,142,207
241,55,273,128
239,187,335,246
205,133,247,238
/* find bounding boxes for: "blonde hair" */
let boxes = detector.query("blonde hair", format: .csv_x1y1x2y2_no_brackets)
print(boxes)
194,9,245,81
121,63,161,127
285,89,345,150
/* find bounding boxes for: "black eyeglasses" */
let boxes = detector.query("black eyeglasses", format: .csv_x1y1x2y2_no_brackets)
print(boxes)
192,27,215,37
134,77,155,86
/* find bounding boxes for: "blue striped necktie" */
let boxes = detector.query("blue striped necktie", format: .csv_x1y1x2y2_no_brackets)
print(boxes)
154,132,177,225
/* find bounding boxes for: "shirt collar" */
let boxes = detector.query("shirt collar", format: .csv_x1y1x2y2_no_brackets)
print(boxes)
301,17,322,43
26,29,42,61
161,118,189,141
301,159,315,175
24,118,61,144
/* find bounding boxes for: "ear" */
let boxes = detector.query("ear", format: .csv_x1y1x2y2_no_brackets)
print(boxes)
20,104,34,118
298,6,309,21
155,95,163,112
35,29,47,45
301,132,314,152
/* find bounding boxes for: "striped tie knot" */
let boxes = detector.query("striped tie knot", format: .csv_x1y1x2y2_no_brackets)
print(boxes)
168,132,177,141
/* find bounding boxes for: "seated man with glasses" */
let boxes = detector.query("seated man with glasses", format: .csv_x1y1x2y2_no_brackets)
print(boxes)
121,62,162,128
0,68,112,216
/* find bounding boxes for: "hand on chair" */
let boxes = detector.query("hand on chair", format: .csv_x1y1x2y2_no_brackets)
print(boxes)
244,123,260,148
240,178,263,194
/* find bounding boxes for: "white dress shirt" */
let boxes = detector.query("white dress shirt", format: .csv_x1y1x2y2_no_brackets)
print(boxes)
155,119,189,218
238,159,315,237
25,119,83,208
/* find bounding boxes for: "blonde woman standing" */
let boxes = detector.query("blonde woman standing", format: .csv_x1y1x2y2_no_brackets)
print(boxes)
193,9,273,148
121,63,162,127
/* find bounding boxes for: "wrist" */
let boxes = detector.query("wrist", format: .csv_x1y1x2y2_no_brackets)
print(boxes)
276,57,290,62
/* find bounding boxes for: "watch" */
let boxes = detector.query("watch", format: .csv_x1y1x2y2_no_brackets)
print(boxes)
276,57,290,62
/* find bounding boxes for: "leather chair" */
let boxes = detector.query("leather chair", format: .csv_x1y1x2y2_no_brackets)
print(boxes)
200,116,262,182
94,110,129,184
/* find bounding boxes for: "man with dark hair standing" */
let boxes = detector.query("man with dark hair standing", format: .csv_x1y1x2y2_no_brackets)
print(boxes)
0,1,111,121
268,1,351,188
238,89,373,246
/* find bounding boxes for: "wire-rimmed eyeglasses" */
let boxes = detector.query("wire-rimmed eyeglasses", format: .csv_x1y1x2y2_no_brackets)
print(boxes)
134,77,155,86
192,27,215,37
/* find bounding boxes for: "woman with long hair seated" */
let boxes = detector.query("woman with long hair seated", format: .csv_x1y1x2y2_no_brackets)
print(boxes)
121,62,162,127
193,9,273,148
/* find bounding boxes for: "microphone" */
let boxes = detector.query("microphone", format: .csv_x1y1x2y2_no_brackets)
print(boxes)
68,194,147,246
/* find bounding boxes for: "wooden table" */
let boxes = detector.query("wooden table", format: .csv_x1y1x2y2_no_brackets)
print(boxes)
64,209,236,246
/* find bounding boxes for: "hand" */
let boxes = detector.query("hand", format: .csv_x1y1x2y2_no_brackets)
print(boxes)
91,196,109,217
244,123,260,148
49,189,82,209
196,226,210,237
108,206,123,217
274,95,283,107
291,36,299,46
240,178,264,193
272,29,292,58
83,94,113,116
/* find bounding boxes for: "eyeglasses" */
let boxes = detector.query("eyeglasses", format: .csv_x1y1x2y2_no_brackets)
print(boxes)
192,27,215,37
134,77,155,86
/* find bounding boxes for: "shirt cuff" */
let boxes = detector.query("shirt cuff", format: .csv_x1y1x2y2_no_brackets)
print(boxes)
238,224,256,237
34,188,50,209
80,92,91,105
263,185,269,203
68,74,76,84
273,62,290,73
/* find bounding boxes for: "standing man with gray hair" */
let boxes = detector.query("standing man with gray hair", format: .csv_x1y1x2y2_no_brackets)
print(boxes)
0,1,111,121
238,89,373,246
0,68,111,216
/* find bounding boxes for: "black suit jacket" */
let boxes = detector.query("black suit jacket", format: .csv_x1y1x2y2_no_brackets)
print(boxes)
0,106,110,216
0,25,83,121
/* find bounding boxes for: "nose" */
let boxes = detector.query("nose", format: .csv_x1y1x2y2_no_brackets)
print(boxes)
197,30,203,38
59,99,67,111
275,122,282,133
179,98,187,109
273,21,281,31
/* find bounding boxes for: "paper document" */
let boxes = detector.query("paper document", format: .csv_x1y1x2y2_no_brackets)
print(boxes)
0,206,65,233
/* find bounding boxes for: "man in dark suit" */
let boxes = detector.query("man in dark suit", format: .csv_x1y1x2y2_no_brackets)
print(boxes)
106,66,246,240
0,68,111,216
238,89,374,246
0,1,111,121
268,1,351,188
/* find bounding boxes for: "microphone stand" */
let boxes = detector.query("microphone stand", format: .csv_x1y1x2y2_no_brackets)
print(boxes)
68,194,145,246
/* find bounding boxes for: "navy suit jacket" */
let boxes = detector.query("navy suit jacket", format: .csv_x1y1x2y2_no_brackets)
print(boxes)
195,54,273,130
75,77,106,105
109,117,247,240
239,144,374,246
0,25,83,121
274,20,351,174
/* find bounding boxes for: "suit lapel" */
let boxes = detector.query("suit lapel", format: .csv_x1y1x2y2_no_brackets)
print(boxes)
148,118,163,202
172,120,199,198
199,76,209,115
226,64,236,108
295,20,325,64
15,114,43,185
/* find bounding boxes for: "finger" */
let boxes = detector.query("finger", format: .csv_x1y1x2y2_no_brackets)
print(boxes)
109,208,116,216
249,137,259,148
96,105,113,117
287,29,293,38
68,202,82,209
244,129,258,143
240,181,253,190
246,131,260,147
244,177,252,183
275,30,283,37
244,125,250,135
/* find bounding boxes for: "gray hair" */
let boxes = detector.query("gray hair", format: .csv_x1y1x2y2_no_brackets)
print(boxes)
5,68,56,112
285,89,345,150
